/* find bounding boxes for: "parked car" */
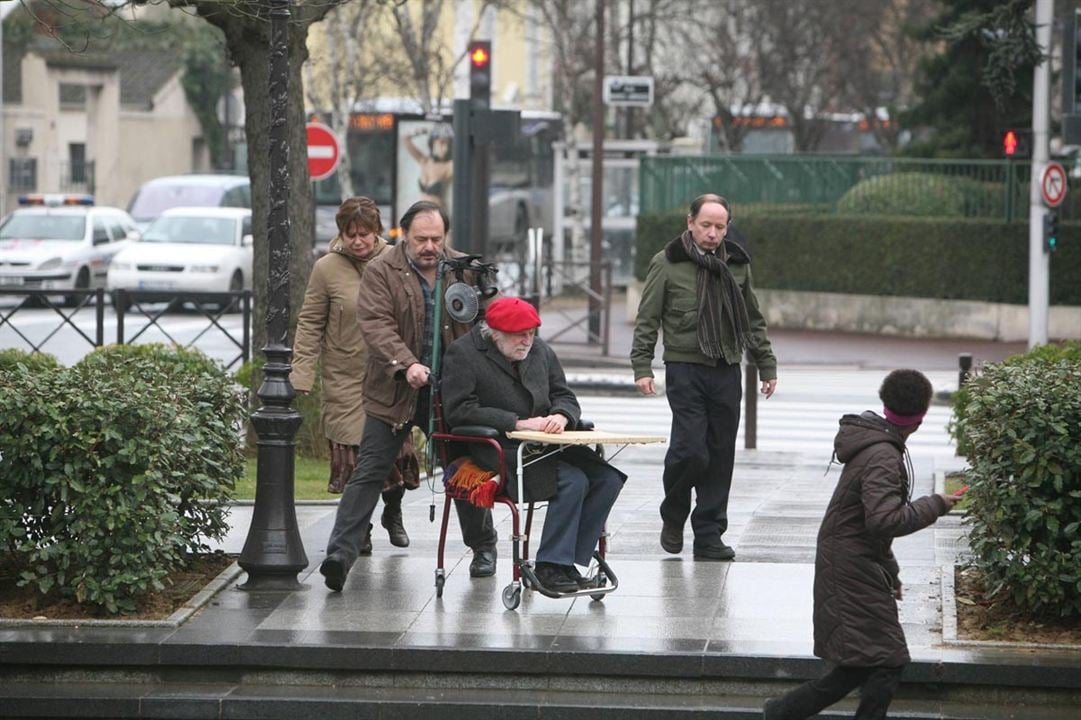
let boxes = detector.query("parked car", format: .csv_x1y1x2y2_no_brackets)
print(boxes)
127,174,251,232
0,194,138,304
107,207,253,308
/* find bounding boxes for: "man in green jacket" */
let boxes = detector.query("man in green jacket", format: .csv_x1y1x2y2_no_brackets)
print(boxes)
631,193,778,560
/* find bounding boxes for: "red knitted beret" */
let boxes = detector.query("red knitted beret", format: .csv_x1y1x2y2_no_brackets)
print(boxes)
485,297,541,333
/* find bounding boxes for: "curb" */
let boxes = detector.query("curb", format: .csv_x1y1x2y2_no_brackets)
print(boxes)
939,566,1081,651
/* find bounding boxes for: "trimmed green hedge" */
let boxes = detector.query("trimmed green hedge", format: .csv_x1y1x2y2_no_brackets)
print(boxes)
0,344,244,614
635,211,1081,306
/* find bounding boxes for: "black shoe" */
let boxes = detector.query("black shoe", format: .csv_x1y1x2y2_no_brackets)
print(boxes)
469,546,497,577
359,523,373,556
660,521,684,554
566,565,602,590
319,556,347,592
534,562,579,593
381,511,410,548
693,542,736,561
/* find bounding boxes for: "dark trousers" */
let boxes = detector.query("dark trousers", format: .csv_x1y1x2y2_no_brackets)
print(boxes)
660,361,741,545
326,391,496,569
536,460,624,567
767,664,905,720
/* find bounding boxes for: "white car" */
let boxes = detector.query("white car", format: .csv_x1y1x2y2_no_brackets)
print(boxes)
107,207,253,305
0,195,138,303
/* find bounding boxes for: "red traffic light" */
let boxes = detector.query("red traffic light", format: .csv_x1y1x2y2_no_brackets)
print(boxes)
1003,130,1019,156
470,45,490,68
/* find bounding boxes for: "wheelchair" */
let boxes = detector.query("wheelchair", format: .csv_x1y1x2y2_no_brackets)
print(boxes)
430,393,618,610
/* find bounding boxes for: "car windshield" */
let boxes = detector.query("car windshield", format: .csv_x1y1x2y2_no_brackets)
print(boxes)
142,216,237,245
0,214,85,241
128,185,228,220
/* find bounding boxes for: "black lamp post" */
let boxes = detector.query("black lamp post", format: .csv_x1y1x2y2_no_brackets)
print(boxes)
238,0,308,590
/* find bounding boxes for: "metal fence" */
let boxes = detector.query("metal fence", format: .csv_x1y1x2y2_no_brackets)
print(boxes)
0,289,251,369
640,155,1078,222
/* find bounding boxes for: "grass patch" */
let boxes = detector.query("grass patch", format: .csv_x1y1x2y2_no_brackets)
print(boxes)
237,455,336,501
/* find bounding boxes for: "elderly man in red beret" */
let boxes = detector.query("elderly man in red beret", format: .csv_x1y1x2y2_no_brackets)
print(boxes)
440,297,627,593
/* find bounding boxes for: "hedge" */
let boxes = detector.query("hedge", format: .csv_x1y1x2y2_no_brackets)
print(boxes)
635,211,1081,306
956,346,1081,618
0,344,244,614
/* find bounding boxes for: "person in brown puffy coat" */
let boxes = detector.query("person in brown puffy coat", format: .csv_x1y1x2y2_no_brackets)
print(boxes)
764,369,964,720
291,197,416,554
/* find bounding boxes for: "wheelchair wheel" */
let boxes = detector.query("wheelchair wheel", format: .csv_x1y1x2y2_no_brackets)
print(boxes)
502,583,522,610
435,570,445,598
590,574,608,602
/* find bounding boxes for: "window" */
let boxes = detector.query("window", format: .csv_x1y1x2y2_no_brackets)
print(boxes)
242,216,252,237
107,219,130,242
69,143,87,184
9,158,36,191
59,83,87,109
92,219,110,245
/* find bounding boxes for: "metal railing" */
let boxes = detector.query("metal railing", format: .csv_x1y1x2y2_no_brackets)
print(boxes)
640,155,1074,222
0,289,251,369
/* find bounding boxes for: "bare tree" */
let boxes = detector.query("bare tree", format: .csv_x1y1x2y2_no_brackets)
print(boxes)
678,0,766,151
755,0,842,152
303,0,390,196
829,0,939,151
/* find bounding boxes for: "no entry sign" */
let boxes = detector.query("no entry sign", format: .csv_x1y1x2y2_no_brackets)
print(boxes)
306,123,341,182
1040,162,1068,208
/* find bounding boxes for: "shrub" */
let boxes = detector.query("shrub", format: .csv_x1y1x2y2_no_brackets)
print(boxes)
0,348,61,373
949,342,1081,455
958,350,1081,618
837,172,966,217
235,358,327,459
0,344,244,614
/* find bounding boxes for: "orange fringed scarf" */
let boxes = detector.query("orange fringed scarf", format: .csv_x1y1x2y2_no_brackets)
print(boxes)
443,457,501,508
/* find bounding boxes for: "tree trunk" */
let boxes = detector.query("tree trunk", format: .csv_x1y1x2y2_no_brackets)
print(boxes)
203,8,314,357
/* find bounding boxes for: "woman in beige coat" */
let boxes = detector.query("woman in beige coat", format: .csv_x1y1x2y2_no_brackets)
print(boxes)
291,197,415,553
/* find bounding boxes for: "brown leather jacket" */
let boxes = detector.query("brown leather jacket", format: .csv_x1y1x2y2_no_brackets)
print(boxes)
356,243,488,429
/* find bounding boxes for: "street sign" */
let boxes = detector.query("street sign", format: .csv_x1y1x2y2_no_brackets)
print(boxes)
603,75,654,107
1040,162,1068,207
305,122,340,181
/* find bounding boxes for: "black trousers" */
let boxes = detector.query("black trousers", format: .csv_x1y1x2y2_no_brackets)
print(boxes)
767,664,905,720
326,390,497,569
660,361,742,545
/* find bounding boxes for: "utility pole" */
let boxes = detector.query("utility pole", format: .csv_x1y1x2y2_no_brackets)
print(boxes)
1029,0,1053,348
589,0,605,341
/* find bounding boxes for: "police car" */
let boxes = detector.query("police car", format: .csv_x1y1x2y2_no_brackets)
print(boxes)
0,194,138,303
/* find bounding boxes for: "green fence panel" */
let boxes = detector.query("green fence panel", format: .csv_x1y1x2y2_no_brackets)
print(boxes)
639,155,1076,222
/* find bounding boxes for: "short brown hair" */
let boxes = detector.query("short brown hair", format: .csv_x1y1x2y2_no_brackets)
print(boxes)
689,193,731,219
336,196,383,235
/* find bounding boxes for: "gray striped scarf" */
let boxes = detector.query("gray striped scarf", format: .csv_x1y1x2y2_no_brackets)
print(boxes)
680,231,751,359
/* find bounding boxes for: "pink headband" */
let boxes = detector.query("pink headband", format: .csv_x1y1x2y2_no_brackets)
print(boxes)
884,407,925,427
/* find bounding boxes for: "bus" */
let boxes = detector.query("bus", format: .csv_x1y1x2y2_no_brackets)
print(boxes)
312,109,561,268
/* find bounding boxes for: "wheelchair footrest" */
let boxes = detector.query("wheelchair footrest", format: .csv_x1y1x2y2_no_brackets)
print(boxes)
519,553,618,600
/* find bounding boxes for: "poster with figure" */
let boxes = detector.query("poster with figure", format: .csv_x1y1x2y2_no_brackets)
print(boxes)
397,120,454,223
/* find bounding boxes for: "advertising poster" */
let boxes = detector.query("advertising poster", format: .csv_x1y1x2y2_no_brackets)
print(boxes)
396,119,454,223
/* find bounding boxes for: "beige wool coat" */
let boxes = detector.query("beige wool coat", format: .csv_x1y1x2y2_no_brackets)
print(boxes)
290,236,389,445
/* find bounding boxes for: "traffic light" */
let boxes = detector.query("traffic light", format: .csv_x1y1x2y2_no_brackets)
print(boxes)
1043,210,1059,253
468,40,491,108
1064,9,1081,115
1002,128,1032,158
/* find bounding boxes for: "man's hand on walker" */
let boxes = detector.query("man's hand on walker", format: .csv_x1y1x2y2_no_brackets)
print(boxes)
405,363,431,389
761,378,777,399
516,415,568,433
636,377,656,396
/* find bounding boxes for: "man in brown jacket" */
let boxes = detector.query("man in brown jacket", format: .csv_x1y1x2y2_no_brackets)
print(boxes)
319,201,497,592
764,370,963,720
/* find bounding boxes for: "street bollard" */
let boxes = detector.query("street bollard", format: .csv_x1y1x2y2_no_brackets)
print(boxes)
958,353,973,388
744,360,758,450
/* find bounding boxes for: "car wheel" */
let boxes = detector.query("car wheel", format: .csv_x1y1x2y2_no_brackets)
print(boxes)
65,267,90,307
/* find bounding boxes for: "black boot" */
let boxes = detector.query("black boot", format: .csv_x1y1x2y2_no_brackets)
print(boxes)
381,511,410,547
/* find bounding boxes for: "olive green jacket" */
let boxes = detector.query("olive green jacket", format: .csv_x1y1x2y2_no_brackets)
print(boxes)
631,235,777,381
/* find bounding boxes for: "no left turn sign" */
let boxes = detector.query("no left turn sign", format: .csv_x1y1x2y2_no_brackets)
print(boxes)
1040,162,1068,208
